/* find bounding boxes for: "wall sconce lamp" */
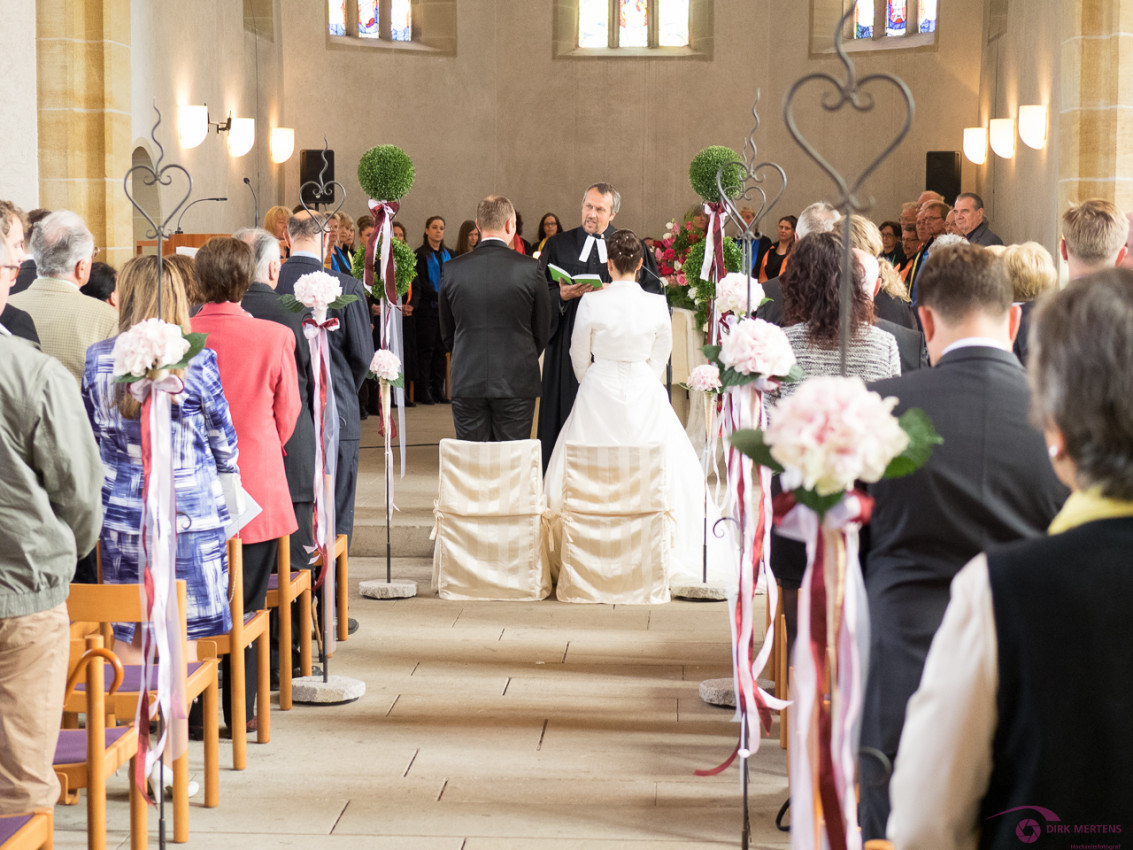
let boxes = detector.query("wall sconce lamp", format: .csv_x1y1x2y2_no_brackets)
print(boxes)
989,117,1016,159
227,117,255,157
178,105,255,157
1018,104,1048,150
178,105,210,149
270,127,296,164
963,127,987,165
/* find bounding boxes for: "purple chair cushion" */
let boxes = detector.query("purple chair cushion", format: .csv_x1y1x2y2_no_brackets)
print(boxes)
76,661,206,693
0,813,33,843
266,572,303,591
54,727,133,765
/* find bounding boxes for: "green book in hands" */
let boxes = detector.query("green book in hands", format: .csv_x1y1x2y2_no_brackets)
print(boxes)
547,263,604,289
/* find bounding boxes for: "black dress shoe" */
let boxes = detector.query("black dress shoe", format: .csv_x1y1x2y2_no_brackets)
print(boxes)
418,391,435,405
403,399,416,408
360,408,369,420
433,391,451,404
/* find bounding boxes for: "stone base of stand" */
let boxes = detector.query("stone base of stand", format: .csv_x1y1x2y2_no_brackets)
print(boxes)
699,677,780,708
292,674,365,705
699,677,735,707
358,579,417,599
670,580,729,601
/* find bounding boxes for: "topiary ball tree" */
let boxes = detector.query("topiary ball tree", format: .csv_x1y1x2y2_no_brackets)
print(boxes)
689,146,744,204
358,145,415,202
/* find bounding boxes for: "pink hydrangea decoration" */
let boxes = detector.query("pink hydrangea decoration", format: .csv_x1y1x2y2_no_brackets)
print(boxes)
112,318,190,379
718,317,796,378
687,364,722,393
369,348,402,382
715,273,765,317
294,271,343,323
764,376,909,496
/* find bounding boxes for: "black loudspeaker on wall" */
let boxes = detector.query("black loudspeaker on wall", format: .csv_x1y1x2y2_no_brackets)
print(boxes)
299,149,336,206
925,151,961,205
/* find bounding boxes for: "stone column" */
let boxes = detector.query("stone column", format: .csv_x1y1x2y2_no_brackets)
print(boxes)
1059,0,1133,212
36,0,132,267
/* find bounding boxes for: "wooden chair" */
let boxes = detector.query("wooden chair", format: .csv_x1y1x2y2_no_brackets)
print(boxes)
0,811,51,850
65,580,220,842
264,534,312,710
55,635,146,850
197,538,271,770
311,533,350,647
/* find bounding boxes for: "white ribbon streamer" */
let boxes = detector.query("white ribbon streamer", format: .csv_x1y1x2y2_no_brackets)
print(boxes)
129,374,188,776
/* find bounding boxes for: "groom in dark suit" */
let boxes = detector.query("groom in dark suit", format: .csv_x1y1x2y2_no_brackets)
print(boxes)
858,243,1068,840
536,182,662,467
439,195,551,441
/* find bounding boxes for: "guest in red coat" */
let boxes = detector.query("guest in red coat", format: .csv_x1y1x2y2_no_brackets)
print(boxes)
191,236,300,730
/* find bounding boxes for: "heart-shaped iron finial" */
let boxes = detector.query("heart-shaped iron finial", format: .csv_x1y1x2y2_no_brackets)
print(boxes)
299,136,347,230
782,6,914,215
123,103,194,241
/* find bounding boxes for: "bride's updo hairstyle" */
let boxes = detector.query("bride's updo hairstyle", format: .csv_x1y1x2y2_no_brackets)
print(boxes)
608,229,644,275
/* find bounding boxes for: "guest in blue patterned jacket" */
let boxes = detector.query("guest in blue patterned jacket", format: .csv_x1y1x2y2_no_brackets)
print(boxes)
81,254,240,659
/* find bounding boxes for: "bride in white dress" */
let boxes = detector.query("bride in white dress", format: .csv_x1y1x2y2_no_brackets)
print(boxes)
543,230,734,589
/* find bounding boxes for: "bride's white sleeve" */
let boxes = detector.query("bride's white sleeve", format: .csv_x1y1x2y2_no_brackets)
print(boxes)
570,296,595,383
646,297,672,379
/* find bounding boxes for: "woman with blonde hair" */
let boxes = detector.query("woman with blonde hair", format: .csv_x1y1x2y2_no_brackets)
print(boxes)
1001,240,1058,364
263,205,291,260
81,255,240,660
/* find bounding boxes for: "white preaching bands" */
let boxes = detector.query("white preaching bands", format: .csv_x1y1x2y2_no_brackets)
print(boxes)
579,233,607,264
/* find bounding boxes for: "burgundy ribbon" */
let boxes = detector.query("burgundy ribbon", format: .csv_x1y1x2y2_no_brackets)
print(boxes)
365,199,401,305
706,201,727,280
774,489,873,850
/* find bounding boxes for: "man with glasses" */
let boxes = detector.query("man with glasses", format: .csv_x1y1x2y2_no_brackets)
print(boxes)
906,201,952,305
0,201,39,345
8,210,117,383
953,192,1003,247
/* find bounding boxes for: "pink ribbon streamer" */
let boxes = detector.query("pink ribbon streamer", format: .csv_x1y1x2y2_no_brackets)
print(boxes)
777,491,872,850
303,316,340,656
129,374,188,797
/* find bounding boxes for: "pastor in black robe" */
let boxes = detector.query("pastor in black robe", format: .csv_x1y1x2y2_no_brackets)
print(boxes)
535,224,663,469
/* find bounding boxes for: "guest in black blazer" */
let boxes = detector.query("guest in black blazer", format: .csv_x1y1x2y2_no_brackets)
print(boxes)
278,211,374,545
858,243,1068,841
439,195,551,441
236,227,317,572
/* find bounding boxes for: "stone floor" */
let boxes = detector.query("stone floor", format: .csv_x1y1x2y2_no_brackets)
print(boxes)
54,404,789,848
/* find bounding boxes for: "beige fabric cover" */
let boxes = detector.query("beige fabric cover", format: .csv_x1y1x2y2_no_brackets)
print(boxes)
432,438,550,600
555,443,673,605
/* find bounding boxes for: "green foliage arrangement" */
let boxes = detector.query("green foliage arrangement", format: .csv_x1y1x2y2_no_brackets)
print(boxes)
352,236,417,300
357,145,415,201
688,146,744,204
684,237,743,327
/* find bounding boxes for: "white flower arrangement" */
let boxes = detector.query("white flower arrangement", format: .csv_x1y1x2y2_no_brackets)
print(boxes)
685,364,722,393
730,375,942,515
280,271,360,324
717,317,799,382
368,348,404,387
715,272,766,318
111,318,202,383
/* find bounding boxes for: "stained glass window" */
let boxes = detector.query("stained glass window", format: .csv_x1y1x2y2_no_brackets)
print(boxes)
854,0,874,38
328,0,346,36
918,0,937,33
886,0,906,36
391,0,412,41
358,0,379,37
658,0,689,46
619,0,648,47
579,0,609,47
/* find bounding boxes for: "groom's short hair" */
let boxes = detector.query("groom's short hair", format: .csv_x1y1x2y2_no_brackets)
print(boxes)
476,195,515,233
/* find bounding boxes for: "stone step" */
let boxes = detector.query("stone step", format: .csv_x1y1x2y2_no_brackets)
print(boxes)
352,512,435,558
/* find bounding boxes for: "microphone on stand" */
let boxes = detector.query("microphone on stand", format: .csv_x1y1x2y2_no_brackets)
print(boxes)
244,177,259,229
174,197,227,234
